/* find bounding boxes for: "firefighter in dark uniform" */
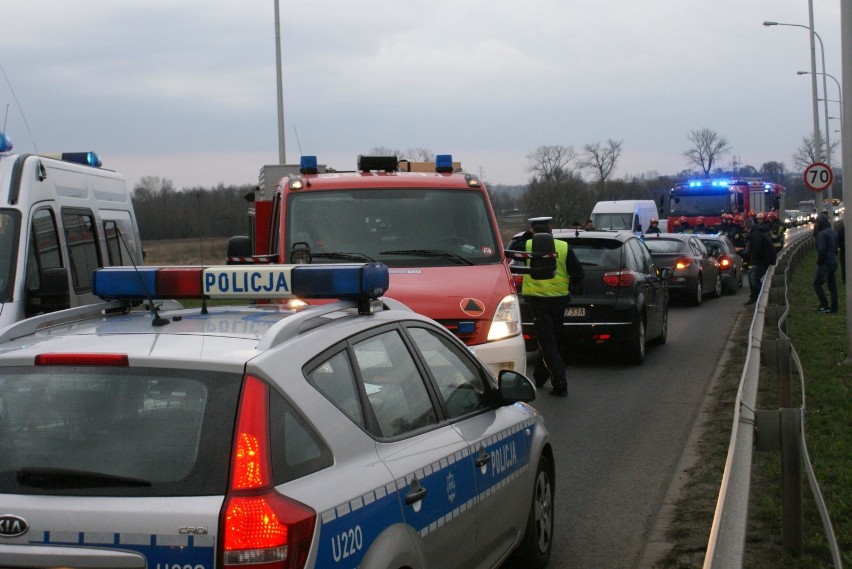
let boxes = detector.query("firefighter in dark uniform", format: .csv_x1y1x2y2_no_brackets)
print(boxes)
692,216,708,234
646,218,661,234
522,217,583,397
766,210,784,252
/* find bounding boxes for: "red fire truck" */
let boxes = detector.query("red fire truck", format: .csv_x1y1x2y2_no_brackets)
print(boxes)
227,154,526,377
666,179,786,232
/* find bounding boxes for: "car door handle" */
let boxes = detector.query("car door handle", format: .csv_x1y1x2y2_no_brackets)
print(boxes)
475,447,491,468
405,477,427,505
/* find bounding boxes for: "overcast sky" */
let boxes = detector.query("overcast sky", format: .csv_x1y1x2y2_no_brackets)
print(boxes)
1,0,843,190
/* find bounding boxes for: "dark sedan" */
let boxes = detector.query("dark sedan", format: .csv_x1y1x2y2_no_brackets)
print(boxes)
697,234,744,294
642,233,722,305
510,230,671,365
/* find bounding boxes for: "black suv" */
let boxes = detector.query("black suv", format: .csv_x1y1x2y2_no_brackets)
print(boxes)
510,230,671,365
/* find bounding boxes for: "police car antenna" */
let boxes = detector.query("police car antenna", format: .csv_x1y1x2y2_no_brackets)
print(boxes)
113,228,170,326
0,65,40,156
195,190,208,314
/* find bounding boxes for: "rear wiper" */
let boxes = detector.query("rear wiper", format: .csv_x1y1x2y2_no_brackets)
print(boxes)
380,249,475,266
310,251,376,262
16,467,153,489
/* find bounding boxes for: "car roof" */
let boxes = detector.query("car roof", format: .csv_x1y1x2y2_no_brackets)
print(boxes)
511,229,634,242
0,300,425,371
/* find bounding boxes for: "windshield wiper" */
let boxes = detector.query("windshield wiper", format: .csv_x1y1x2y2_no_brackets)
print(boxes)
380,249,475,266
310,251,376,263
16,467,153,489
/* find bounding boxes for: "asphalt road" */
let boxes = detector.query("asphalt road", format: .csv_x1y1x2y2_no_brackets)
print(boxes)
507,222,818,569
516,287,748,569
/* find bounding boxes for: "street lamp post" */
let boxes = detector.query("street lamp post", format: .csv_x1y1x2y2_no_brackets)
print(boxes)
764,17,830,203
274,0,286,165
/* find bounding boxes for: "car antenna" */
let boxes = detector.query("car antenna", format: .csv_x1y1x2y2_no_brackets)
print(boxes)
1,65,46,181
115,228,170,326
195,190,208,314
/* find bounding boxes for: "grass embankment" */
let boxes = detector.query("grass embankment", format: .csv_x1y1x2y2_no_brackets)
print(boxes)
659,248,850,568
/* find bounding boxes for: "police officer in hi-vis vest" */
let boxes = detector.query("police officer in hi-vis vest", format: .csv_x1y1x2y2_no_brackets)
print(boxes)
522,217,584,397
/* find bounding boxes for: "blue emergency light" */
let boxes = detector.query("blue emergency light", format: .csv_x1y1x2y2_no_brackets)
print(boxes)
435,154,454,173
91,263,390,301
61,152,102,167
0,131,12,153
687,179,729,188
300,155,319,174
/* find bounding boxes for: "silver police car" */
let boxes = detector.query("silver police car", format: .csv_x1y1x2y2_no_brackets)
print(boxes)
0,263,554,569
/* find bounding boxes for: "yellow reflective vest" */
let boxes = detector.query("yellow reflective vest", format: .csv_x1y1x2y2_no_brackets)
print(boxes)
522,237,570,297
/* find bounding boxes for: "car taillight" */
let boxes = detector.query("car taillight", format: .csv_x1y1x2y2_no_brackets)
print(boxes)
221,375,316,569
674,257,692,270
718,255,731,269
602,270,635,287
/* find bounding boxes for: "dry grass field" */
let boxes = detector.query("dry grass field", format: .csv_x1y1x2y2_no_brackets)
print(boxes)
142,237,232,266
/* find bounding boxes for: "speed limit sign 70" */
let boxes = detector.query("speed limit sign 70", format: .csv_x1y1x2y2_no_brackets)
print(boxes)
804,162,833,192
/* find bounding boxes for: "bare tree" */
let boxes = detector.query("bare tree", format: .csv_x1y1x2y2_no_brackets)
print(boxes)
683,128,731,177
760,161,788,184
579,139,623,183
368,147,435,162
525,145,578,182
790,134,839,171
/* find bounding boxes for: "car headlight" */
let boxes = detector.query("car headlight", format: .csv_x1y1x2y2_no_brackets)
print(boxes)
487,294,522,341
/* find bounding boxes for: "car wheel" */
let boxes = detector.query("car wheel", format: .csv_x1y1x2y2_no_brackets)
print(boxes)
624,312,646,364
690,277,703,306
710,273,723,298
512,454,554,569
651,306,668,345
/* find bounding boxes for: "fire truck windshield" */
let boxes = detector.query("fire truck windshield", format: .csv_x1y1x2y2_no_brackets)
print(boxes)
669,193,731,217
285,189,501,267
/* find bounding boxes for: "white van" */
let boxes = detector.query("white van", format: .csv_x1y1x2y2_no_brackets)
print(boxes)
0,132,144,328
590,200,660,234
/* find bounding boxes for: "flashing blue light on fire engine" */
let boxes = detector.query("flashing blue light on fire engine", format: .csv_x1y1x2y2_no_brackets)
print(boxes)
435,154,454,173
91,263,390,301
687,180,729,188
300,155,319,174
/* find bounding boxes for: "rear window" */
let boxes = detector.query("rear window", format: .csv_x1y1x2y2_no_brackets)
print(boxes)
559,238,623,268
643,238,685,254
0,367,241,496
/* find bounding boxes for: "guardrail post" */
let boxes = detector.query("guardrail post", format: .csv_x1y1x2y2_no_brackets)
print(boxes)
781,407,804,557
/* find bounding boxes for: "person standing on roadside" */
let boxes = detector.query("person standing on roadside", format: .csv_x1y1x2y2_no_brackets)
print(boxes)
744,212,776,305
813,214,839,314
522,217,584,397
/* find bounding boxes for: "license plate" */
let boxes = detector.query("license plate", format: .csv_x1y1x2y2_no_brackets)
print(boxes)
565,307,586,317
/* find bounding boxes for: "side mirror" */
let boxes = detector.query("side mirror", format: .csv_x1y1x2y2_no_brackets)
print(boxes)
659,267,673,280
26,267,70,317
498,369,536,403
226,236,252,264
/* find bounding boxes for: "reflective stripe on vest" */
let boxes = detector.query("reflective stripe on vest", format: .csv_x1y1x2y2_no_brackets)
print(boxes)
522,238,570,297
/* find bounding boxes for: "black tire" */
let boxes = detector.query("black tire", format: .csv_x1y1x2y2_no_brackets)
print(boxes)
690,276,703,306
624,312,646,365
512,454,554,569
710,273,723,298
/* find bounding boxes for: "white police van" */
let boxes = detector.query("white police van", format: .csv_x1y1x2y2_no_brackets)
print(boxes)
0,263,554,569
0,130,143,329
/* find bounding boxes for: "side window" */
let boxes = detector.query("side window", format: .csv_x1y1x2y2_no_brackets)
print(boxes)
26,208,63,290
269,387,333,484
408,326,488,419
637,241,656,274
307,350,364,428
692,238,708,257
62,209,101,291
353,330,437,438
101,210,139,266
103,220,122,265
626,239,650,274
623,239,642,272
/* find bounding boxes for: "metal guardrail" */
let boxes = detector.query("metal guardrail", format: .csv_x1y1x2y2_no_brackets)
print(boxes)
703,226,843,568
